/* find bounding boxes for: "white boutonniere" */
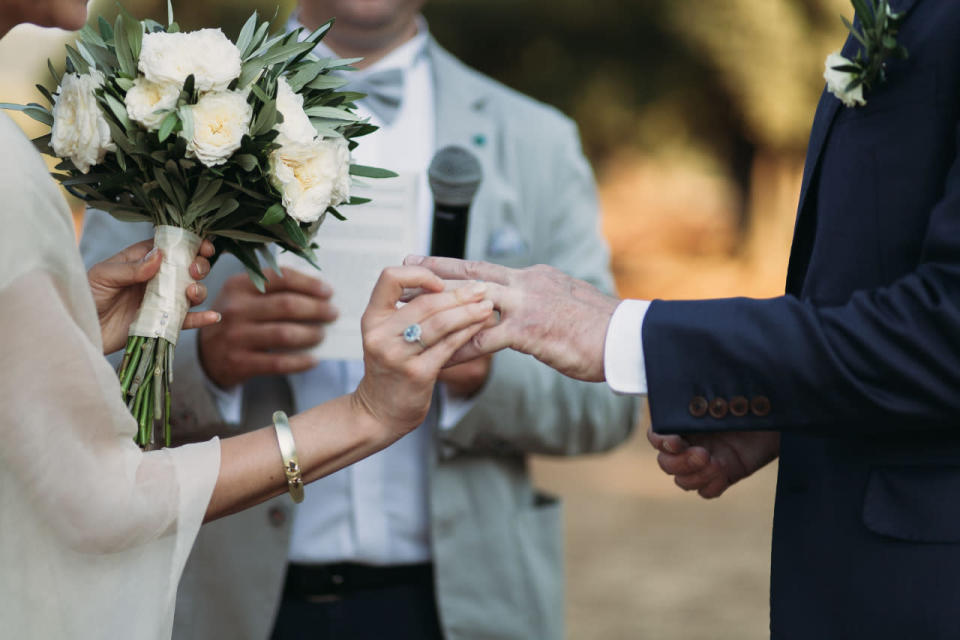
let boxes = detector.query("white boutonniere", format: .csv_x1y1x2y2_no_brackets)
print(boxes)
824,0,909,107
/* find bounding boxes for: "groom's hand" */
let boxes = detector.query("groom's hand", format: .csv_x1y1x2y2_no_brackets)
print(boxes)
647,428,781,498
199,268,338,389
406,256,619,382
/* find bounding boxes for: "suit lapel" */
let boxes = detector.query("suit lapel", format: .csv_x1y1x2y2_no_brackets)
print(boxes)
787,0,922,292
429,39,498,260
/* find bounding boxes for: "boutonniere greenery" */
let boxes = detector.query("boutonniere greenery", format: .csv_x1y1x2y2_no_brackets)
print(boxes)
824,0,909,107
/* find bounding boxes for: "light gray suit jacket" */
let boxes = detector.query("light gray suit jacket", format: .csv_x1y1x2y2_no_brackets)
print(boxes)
81,40,637,640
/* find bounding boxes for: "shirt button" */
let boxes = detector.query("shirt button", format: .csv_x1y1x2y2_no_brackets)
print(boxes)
708,397,729,419
689,396,709,418
729,396,749,417
750,396,771,417
268,506,287,528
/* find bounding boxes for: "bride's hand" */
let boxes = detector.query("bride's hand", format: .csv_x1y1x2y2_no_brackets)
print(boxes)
88,238,220,354
353,266,494,437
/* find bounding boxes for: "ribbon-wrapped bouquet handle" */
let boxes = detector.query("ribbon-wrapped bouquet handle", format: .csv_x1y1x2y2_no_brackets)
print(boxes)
118,226,201,448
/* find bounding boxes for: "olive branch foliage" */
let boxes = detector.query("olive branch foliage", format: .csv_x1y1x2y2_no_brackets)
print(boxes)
832,0,909,94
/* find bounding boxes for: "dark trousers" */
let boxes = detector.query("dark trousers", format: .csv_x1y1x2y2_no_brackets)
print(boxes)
270,563,444,640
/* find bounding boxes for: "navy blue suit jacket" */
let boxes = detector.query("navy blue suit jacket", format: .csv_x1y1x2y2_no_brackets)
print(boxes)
646,1,960,637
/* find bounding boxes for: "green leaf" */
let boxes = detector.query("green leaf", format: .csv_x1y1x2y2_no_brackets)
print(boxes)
81,42,119,71
210,228,278,243
327,207,346,221
97,16,114,42
178,105,194,142
235,12,259,55
202,197,240,227
23,107,54,126
349,164,398,179
64,44,90,75
34,84,55,107
75,42,98,70
304,74,349,91
303,105,360,121
103,93,133,130
167,0,175,26
79,24,107,48
257,245,281,275
234,154,259,172
282,216,310,248
31,133,52,154
259,203,286,225
347,196,371,206
116,77,134,91
238,58,268,89
852,0,875,29
113,14,134,77
47,59,62,87
251,98,278,136
157,111,178,143
325,57,364,70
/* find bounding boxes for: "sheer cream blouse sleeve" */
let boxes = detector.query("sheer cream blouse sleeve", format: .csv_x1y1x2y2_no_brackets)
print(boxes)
0,113,220,640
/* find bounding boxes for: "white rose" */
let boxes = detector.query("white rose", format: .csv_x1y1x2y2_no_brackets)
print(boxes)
823,52,866,108
269,137,351,223
139,29,242,93
51,71,115,174
275,76,317,145
183,90,252,167
124,77,180,130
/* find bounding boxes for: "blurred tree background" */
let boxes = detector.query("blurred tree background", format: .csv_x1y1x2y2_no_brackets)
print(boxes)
0,1,856,637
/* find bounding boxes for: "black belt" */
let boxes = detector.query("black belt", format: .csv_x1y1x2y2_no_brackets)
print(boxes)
283,562,434,599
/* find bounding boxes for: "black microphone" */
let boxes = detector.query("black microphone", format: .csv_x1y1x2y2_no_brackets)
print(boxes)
428,145,483,259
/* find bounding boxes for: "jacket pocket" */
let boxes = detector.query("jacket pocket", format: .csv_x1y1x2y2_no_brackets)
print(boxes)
863,466,960,543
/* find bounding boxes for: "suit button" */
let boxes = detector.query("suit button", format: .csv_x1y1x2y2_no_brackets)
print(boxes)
729,396,749,417
751,396,771,417
268,506,287,528
708,397,728,419
689,396,708,418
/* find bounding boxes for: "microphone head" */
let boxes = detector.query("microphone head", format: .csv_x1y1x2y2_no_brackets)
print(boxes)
428,145,483,207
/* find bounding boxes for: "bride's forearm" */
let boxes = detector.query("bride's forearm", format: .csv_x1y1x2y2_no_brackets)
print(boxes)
203,393,395,522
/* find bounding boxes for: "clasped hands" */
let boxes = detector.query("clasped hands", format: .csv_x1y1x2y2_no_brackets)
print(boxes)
405,255,781,498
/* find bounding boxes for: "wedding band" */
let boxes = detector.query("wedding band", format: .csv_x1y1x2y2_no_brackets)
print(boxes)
403,323,427,350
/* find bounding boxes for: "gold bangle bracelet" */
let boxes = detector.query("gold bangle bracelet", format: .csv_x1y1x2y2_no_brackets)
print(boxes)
272,411,304,504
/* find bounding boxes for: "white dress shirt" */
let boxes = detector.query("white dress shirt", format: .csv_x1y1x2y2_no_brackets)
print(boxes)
208,17,475,566
603,300,652,395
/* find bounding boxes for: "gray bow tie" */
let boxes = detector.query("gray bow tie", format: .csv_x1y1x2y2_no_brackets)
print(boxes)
347,68,404,125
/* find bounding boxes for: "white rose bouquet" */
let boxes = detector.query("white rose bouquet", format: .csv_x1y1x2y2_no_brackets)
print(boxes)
2,3,394,448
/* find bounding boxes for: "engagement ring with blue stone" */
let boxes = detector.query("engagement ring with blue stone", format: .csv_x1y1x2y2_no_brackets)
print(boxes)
403,323,426,349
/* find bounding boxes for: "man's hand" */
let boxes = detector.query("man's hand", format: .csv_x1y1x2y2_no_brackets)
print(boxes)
406,257,619,382
199,267,338,389
647,428,780,498
439,355,492,398
89,238,218,354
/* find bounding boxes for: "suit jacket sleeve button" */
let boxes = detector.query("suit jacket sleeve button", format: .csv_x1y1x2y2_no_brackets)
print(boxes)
689,396,709,417
750,396,771,417
729,396,749,417
708,397,729,419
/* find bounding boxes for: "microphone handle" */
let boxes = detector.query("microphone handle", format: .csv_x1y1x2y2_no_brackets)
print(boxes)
430,204,470,259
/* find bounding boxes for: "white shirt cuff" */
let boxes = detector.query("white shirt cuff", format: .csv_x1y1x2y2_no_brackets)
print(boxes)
438,383,478,430
603,299,651,396
203,376,244,426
